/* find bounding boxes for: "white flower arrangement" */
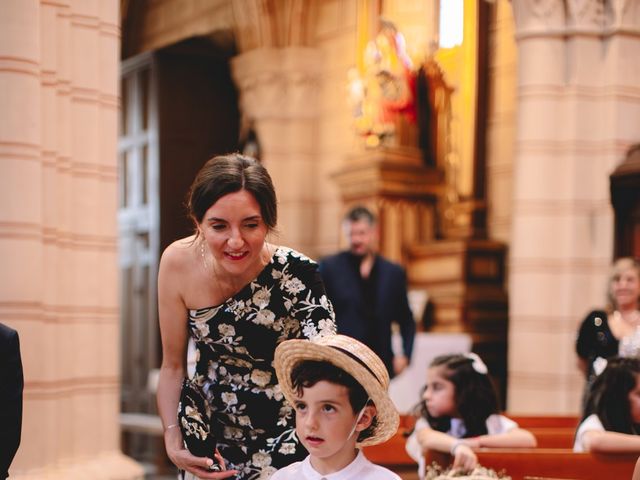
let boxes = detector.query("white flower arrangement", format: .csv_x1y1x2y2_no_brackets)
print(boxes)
425,462,510,479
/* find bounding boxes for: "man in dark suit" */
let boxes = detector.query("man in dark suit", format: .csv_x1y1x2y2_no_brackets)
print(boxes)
0,323,24,479
319,206,415,378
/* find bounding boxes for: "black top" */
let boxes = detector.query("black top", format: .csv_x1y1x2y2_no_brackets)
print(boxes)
576,309,619,378
185,247,336,480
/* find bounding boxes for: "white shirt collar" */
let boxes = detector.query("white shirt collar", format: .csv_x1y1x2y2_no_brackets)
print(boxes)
301,450,368,480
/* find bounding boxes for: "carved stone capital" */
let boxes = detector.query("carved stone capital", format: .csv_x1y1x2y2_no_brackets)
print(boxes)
566,0,605,30
511,0,566,37
230,47,321,120
608,0,640,30
512,0,640,36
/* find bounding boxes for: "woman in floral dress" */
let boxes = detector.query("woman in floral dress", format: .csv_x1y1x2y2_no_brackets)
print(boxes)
156,154,336,479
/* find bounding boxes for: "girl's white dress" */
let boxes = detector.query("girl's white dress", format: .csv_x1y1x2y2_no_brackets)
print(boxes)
573,414,604,452
405,415,518,479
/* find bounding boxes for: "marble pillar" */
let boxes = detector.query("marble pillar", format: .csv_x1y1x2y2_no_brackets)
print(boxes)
231,47,322,256
0,1,142,477
508,0,640,412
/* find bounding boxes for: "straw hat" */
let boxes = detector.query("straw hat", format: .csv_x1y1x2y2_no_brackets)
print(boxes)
274,334,400,447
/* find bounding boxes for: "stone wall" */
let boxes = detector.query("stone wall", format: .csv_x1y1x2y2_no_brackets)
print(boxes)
0,1,142,478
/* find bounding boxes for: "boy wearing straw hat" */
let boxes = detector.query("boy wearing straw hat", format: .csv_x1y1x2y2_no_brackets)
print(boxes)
272,334,401,479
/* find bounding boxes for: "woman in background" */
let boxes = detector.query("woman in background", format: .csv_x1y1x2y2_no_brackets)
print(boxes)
576,258,640,404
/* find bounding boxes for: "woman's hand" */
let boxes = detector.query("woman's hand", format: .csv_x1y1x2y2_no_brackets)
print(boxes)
451,442,477,473
165,430,238,479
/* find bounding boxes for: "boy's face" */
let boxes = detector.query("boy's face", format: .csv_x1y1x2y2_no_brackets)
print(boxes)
293,380,374,472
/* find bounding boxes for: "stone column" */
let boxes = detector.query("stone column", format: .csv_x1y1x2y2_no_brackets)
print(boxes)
231,47,321,255
508,0,640,412
0,1,142,478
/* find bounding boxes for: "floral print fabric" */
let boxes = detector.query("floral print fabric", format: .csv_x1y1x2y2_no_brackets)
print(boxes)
185,247,336,479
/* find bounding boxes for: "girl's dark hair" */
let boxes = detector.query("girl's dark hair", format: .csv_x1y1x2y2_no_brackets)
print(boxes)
187,153,277,234
290,360,377,442
582,356,640,434
418,353,500,437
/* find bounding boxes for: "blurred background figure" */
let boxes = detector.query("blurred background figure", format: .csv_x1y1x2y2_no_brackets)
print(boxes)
319,205,415,378
576,258,640,405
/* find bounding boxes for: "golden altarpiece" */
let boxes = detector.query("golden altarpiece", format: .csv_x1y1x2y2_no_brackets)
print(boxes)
333,6,508,397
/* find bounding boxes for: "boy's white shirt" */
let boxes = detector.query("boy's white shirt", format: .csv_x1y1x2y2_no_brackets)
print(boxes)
405,415,519,479
573,413,604,452
270,449,401,480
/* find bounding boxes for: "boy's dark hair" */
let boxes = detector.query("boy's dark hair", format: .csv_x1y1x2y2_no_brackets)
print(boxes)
418,353,500,437
583,356,640,434
290,360,377,442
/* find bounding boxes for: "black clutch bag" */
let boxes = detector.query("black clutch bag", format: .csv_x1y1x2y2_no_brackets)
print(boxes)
178,377,219,467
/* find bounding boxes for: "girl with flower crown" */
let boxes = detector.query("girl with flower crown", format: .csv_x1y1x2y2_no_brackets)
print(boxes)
405,353,536,477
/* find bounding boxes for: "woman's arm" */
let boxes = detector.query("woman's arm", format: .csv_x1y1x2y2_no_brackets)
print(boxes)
156,245,237,479
583,430,640,453
157,245,188,449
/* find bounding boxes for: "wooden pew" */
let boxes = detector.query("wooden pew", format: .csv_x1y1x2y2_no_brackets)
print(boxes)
529,427,575,449
425,448,637,480
362,415,416,466
508,414,579,429
362,415,582,467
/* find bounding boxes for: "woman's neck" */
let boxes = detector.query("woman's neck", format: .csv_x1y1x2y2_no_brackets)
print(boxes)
615,308,640,326
618,305,639,315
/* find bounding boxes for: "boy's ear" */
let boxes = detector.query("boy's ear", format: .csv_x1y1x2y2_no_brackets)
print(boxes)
355,404,376,432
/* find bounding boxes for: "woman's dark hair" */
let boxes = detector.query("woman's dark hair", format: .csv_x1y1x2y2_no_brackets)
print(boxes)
582,356,640,434
417,353,500,437
290,360,377,442
187,153,277,234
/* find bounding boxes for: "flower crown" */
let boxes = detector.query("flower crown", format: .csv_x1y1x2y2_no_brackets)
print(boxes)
464,352,488,374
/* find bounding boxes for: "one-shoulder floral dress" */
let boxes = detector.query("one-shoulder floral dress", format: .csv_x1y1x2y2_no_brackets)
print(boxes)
184,247,336,479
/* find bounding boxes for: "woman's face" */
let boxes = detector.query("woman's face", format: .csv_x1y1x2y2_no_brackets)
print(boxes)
199,189,268,278
422,366,457,418
611,266,640,310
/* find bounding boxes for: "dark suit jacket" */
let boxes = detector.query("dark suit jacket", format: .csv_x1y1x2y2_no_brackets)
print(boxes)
0,323,23,479
319,251,415,378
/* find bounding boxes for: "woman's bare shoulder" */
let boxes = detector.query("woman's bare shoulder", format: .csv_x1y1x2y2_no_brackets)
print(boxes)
160,235,198,271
